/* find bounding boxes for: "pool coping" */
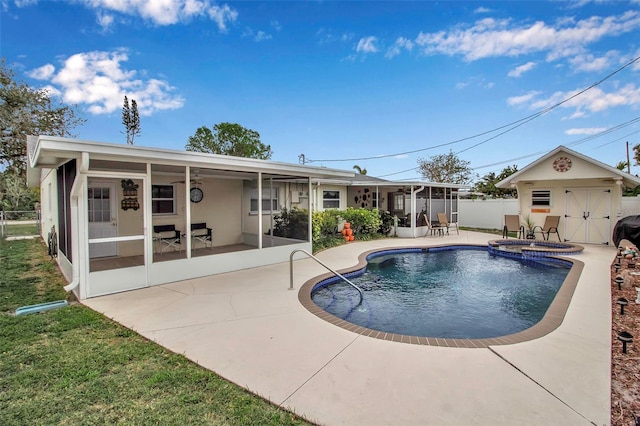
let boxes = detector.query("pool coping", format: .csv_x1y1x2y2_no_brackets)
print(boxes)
298,243,585,349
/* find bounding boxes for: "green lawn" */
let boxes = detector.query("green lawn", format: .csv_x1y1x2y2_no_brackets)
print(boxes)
0,238,313,425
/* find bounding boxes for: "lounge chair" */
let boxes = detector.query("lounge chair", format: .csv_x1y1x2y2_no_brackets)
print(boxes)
503,215,524,239
533,216,561,241
437,212,459,235
153,224,182,253
191,222,212,248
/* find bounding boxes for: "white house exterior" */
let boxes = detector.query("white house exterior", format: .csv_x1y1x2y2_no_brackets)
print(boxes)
312,174,469,238
27,135,353,300
496,145,640,245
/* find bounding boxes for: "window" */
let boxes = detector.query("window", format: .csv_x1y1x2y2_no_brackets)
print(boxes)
394,193,405,211
323,190,340,209
250,187,279,213
152,184,176,214
531,190,551,206
372,192,379,209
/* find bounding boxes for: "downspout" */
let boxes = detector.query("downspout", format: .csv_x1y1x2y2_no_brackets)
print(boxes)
64,152,89,293
411,185,424,238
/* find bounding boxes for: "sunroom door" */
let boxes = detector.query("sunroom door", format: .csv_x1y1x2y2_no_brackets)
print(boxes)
88,182,117,258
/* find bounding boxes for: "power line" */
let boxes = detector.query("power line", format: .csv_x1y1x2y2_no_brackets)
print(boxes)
303,54,640,164
376,115,640,178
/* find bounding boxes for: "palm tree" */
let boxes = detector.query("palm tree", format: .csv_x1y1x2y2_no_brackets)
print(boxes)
353,165,367,175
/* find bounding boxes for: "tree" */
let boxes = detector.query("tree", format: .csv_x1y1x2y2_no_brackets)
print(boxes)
1,171,35,211
473,164,519,198
0,59,85,178
353,165,367,175
121,95,140,145
185,122,272,159
417,150,473,184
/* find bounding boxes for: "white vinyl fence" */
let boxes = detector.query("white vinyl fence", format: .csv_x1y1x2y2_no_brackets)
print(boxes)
458,196,640,231
458,199,519,230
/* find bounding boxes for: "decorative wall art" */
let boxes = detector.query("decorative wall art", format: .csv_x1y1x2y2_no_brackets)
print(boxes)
120,179,140,211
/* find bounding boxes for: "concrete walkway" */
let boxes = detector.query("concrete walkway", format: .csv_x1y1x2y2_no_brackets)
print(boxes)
84,231,612,425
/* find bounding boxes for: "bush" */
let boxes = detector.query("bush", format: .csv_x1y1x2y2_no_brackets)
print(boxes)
272,208,308,240
311,209,341,242
341,208,382,241
378,210,394,235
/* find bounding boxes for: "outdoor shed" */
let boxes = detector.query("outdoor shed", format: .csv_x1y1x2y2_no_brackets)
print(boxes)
496,145,640,244
27,135,353,300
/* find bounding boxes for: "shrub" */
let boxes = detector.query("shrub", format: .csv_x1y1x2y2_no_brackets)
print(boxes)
272,207,308,240
378,210,394,236
341,207,382,240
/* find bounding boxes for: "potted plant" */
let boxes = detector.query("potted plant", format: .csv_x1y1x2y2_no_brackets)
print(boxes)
524,215,536,239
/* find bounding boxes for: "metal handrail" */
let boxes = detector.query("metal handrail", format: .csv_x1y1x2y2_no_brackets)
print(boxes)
289,249,364,304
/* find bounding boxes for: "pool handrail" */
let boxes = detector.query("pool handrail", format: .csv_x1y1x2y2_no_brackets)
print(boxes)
289,249,364,304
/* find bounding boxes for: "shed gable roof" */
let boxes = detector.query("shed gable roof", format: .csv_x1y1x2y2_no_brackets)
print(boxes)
496,145,640,188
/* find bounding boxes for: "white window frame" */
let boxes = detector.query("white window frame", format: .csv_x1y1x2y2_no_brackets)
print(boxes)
250,187,280,214
322,190,340,209
531,189,551,207
152,184,176,215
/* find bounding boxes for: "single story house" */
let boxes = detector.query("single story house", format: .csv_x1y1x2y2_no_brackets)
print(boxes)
27,135,353,300
27,135,469,299
496,145,640,245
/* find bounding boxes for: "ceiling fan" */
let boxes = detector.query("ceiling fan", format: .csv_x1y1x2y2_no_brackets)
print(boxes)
171,169,204,184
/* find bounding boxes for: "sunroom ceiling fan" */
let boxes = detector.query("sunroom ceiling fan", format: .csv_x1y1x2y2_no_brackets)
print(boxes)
171,169,203,184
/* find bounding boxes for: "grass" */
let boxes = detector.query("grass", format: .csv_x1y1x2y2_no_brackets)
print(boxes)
1,223,39,237
0,238,313,425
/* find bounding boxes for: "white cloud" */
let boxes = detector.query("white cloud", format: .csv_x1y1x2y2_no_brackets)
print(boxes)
414,10,640,63
27,63,55,80
474,7,491,14
507,90,542,106
270,19,281,31
568,50,620,72
508,61,536,78
254,30,272,42
385,37,414,59
30,50,184,116
530,84,640,116
82,0,238,30
565,127,607,135
96,11,115,31
356,36,378,54
316,28,354,45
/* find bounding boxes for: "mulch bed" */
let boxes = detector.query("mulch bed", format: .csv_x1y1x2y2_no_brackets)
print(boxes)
610,252,640,426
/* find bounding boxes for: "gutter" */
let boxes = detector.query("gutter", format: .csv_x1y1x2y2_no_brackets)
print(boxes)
411,186,425,238
63,152,89,293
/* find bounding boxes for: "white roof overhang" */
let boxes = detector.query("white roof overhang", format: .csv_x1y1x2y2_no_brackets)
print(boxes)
28,136,354,180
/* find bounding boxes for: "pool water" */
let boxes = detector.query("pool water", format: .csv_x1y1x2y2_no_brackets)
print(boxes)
311,248,570,339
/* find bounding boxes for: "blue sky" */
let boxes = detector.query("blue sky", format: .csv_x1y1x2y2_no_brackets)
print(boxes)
2,0,640,182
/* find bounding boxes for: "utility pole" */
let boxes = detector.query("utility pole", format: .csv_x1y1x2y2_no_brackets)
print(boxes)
627,141,631,174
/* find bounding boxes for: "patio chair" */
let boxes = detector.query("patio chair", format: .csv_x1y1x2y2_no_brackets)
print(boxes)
503,215,524,239
437,212,459,235
422,213,445,236
153,224,182,253
191,222,212,248
533,216,561,241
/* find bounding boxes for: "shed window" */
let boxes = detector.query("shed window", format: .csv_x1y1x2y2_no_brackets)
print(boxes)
531,190,551,206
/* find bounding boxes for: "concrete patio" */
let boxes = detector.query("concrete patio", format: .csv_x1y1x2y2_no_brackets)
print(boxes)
83,230,612,425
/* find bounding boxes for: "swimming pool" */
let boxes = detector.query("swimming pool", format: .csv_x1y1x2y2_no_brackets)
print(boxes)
300,245,583,347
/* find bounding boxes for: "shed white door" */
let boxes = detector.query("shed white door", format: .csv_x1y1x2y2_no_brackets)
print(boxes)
564,188,611,244
88,183,118,258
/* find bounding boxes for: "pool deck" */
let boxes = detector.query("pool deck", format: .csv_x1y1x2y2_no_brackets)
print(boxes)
83,230,613,425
